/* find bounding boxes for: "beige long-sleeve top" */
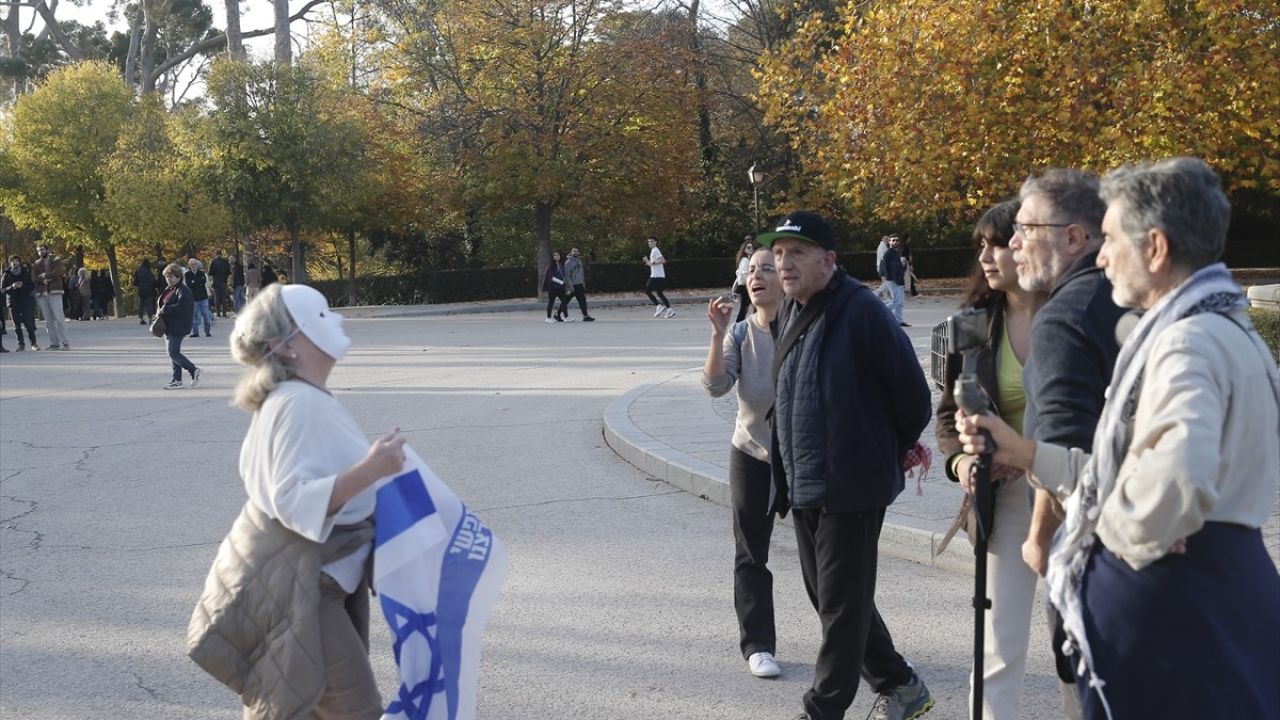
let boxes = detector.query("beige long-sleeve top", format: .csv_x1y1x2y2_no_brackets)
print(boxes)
1030,311,1280,570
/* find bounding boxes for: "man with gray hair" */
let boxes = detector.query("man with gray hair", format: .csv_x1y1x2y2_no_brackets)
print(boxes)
1010,168,1125,718
957,158,1279,718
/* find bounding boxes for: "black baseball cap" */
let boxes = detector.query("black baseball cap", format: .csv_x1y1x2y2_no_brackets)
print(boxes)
755,210,835,251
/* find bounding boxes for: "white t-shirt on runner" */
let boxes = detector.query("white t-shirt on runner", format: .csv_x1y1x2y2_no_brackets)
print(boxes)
649,247,666,279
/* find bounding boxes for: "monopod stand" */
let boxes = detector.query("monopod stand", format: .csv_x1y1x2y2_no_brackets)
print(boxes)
955,351,997,720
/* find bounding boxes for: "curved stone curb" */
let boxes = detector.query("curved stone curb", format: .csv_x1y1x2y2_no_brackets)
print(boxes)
603,376,976,575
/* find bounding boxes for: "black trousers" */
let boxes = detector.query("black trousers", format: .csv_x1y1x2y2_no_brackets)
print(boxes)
546,288,569,318
212,283,229,316
644,277,669,307
729,447,776,658
568,283,589,317
7,298,37,345
137,291,157,321
793,507,913,720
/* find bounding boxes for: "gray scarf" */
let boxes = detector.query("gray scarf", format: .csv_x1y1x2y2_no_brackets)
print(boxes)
1045,262,1247,717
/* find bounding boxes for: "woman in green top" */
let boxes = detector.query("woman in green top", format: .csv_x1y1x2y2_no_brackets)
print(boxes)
935,199,1047,720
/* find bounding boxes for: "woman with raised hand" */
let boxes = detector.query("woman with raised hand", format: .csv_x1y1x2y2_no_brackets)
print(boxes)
188,283,406,719
702,246,785,680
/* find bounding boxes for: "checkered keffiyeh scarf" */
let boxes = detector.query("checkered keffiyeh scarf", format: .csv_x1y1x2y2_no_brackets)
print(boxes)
1045,263,1247,715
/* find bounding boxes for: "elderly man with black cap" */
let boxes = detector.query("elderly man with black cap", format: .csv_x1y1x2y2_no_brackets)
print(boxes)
759,211,935,720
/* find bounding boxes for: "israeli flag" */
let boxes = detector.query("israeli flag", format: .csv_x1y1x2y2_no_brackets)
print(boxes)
374,447,508,720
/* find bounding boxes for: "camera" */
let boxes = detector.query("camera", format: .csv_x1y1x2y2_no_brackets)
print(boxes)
947,307,989,354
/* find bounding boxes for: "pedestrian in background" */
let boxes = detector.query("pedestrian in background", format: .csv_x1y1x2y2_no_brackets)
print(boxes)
260,261,278,289
958,156,1279,720
643,236,674,318
562,247,594,321
210,250,232,318
702,246,783,680
135,259,158,326
542,251,571,323
731,237,754,322
878,237,908,326
157,262,201,390
32,244,69,349
934,199,1047,720
93,268,114,319
70,267,89,320
245,257,262,301
186,258,213,338
231,253,247,314
2,255,38,350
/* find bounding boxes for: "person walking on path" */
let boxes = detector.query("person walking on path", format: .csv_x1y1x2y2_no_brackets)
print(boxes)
760,210,935,720
245,257,262,301
542,251,572,323
135,259,158,326
878,237,908,326
210,250,232,318
187,283,404,720
2,255,38,350
934,200,1047,720
157,263,201,390
643,236,675,318
260,261,278,289
562,248,594,321
731,237,755,322
92,269,114,319
186,258,213,337
231,253,247,314
957,156,1280,720
702,246,784,680
900,236,920,297
31,244,69,350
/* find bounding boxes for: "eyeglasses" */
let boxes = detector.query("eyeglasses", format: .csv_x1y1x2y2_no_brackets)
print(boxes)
1013,222,1072,237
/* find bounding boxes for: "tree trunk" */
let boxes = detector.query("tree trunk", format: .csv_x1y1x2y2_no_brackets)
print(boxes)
688,0,714,174
534,201,552,297
139,0,160,94
290,222,306,283
274,0,290,64
346,227,357,306
225,0,245,60
3,2,21,98
104,244,122,318
124,9,142,87
32,0,82,61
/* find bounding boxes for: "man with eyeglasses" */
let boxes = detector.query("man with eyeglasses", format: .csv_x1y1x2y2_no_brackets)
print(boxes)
1008,168,1125,720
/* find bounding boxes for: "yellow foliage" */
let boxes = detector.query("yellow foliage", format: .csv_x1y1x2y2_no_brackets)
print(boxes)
757,0,1280,226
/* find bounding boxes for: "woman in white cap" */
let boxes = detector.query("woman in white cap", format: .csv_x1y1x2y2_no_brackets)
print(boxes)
188,283,406,719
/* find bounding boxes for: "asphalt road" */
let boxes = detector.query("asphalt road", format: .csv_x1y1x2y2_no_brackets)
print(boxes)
0,303,1063,720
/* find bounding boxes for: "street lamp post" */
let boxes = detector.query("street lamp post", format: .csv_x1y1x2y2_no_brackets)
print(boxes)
748,163,765,233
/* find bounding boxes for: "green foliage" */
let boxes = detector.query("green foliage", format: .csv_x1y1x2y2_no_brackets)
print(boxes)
1251,308,1280,363
3,61,134,251
102,94,229,251
199,59,368,279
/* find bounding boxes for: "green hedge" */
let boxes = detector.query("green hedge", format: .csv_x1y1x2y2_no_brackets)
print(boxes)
1250,308,1280,362
309,248,978,307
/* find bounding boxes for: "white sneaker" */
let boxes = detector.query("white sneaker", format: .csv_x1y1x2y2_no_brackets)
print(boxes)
664,307,677,319
564,315,576,322
190,367,202,387
544,317,556,323
747,652,780,679
653,305,667,317
163,380,183,390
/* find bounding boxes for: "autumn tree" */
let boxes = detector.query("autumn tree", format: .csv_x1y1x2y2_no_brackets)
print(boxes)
758,0,1280,236
372,0,699,285
102,94,229,264
199,58,366,283
1,61,134,314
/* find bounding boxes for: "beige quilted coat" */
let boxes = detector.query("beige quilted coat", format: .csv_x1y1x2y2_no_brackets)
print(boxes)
186,500,374,720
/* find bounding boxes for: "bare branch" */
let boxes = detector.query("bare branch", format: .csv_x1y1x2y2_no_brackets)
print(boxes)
148,0,331,81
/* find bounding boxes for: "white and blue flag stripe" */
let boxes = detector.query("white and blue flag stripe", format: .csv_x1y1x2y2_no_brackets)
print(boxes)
374,448,507,720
